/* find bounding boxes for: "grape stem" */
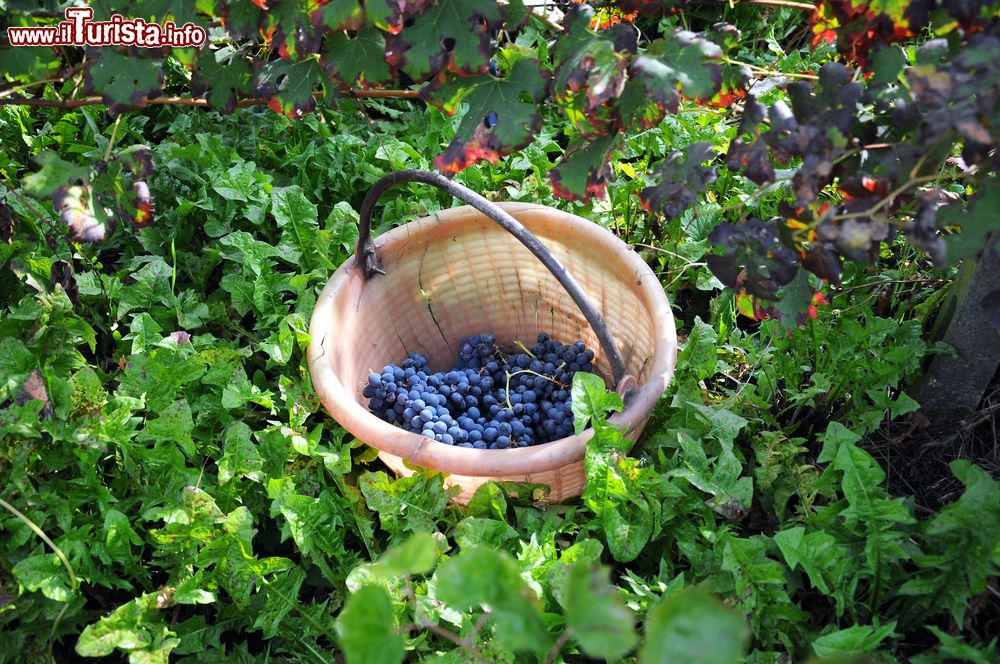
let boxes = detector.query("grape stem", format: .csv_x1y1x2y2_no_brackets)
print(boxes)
502,365,568,410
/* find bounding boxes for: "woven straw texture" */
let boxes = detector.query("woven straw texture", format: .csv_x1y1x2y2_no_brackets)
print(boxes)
308,203,677,503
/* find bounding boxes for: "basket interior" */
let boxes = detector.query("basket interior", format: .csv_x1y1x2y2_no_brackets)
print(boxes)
322,205,658,404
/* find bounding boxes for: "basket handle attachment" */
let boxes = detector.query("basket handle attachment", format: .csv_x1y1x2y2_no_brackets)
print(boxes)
356,168,631,390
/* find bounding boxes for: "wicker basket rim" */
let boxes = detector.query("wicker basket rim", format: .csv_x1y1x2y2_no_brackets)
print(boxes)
307,202,677,477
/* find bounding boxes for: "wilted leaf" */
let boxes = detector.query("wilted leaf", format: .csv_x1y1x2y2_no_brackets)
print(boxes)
640,141,717,220
254,58,321,119
549,133,620,201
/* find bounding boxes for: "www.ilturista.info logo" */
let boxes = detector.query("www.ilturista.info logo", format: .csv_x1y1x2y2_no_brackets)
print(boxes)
7,7,207,48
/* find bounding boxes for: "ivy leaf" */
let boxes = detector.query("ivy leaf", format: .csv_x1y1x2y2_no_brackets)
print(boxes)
549,133,620,202
191,49,253,114
639,141,717,220
385,0,501,82
424,58,548,176
321,26,391,88
254,59,321,119
639,587,749,664
83,49,163,116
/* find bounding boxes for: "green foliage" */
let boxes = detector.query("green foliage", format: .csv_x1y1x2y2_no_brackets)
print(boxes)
1,25,998,663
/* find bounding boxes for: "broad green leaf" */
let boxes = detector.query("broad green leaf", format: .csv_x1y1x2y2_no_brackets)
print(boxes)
424,58,548,176
563,563,637,661
549,133,620,202
812,622,897,660
254,59,321,119
385,0,501,82
12,553,73,602
322,26,390,87
639,587,748,664
436,547,552,655
571,371,623,435
336,585,404,664
218,421,264,485
84,50,163,115
366,531,439,579
22,152,89,198
191,49,253,114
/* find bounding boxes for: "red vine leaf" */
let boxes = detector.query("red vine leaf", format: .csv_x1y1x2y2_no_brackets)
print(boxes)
254,59,322,119
706,218,800,300
264,1,322,60
639,142,717,220
425,58,549,176
548,133,620,202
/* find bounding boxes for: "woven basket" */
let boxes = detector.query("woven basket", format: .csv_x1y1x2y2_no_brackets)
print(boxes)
307,170,677,504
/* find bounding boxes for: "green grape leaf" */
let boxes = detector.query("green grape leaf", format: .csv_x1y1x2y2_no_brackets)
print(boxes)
218,0,264,39
639,141,717,220
385,0,502,82
549,133,620,201
311,0,364,31
563,562,637,660
83,49,163,116
254,58,321,119
629,29,723,113
366,0,430,34
0,46,61,83
639,587,749,664
423,58,548,176
22,151,89,198
436,547,552,655
336,585,405,664
321,26,391,88
191,49,253,114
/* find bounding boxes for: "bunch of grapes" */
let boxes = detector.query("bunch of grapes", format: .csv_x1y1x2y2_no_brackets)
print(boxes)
362,333,597,449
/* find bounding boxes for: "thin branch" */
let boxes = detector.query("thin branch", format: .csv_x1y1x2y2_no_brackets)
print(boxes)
0,62,85,98
831,278,947,296
0,88,419,110
544,628,573,664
